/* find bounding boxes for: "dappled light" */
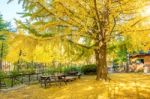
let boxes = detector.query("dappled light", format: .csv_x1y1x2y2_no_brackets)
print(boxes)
1,0,150,99
0,74,150,99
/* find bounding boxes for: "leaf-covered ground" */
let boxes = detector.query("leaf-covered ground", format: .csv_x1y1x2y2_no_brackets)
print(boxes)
0,73,150,99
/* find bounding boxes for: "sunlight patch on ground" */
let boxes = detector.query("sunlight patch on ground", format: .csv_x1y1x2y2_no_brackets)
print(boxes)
0,73,150,99
84,86,93,91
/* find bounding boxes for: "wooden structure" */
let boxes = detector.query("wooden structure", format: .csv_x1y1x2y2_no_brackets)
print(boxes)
40,74,77,88
129,53,150,73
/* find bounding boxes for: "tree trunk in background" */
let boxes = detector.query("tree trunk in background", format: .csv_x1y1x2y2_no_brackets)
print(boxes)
95,42,108,80
125,53,130,72
0,59,2,70
125,62,129,72
0,42,4,70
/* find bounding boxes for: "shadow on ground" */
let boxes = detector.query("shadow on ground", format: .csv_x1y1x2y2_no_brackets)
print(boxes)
0,73,150,99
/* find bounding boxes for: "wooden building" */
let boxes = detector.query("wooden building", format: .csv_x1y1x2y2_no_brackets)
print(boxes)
129,53,150,73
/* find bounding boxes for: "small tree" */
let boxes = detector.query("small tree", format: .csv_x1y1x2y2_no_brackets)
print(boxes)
0,14,9,70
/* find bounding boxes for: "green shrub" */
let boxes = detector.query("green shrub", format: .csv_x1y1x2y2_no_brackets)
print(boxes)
28,66,36,73
81,64,96,75
63,66,81,74
45,67,56,75
55,66,63,73
0,70,6,79
44,66,63,75
44,66,81,75
9,70,21,77
26,68,36,74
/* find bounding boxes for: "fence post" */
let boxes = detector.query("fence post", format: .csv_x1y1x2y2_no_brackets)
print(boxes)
21,74,24,84
36,73,39,80
28,74,31,84
0,78,1,89
11,77,14,87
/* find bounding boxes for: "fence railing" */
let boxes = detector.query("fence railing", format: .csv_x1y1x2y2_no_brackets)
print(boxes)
0,72,43,89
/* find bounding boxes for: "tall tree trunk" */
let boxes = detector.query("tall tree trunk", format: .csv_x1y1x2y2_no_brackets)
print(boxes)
95,42,108,80
0,42,4,70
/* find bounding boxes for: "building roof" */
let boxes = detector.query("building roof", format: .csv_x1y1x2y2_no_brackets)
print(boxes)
130,53,150,58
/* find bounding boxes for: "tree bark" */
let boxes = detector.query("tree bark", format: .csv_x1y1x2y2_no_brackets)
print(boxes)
0,42,4,70
125,53,130,72
0,59,2,70
95,42,108,80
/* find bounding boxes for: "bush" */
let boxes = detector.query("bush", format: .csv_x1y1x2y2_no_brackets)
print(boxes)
55,66,63,73
44,66,81,75
27,66,36,74
45,67,56,75
9,70,21,77
44,66,64,75
63,66,81,74
81,64,96,75
0,70,6,79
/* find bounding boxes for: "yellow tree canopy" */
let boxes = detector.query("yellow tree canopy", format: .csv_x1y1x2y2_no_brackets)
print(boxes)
5,31,92,64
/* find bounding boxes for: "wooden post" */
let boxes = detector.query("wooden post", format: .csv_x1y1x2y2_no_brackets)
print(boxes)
11,77,14,87
29,74,31,84
21,74,24,84
36,73,39,80
0,78,1,89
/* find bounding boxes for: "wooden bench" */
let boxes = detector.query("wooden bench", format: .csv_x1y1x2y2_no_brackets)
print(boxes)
64,76,77,82
40,75,67,88
40,76,51,88
67,71,82,79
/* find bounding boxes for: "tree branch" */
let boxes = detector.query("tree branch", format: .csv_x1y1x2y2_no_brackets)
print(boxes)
93,0,102,32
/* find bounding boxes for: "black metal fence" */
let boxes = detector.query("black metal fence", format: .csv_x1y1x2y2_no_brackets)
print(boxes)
0,72,43,89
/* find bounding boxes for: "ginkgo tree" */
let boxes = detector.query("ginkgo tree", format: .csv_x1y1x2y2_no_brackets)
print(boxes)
9,0,150,80
5,31,89,66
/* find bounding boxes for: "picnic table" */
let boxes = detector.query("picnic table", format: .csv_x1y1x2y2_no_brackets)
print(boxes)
64,76,76,81
67,71,82,79
40,75,51,87
40,74,66,87
40,74,78,88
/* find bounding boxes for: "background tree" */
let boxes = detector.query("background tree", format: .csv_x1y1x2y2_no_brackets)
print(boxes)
0,14,10,70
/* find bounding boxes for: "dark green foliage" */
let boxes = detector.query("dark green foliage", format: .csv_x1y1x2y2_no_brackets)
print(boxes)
0,15,7,31
0,14,12,31
0,41,8,59
25,67,36,74
44,65,81,75
44,66,63,75
81,64,96,75
45,67,58,75
63,66,81,74
9,70,21,77
116,47,128,63
0,70,6,79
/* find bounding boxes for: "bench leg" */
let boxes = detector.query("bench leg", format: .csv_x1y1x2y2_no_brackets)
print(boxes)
44,81,47,88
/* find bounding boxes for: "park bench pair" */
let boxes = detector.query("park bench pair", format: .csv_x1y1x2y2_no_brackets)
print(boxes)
40,72,82,88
